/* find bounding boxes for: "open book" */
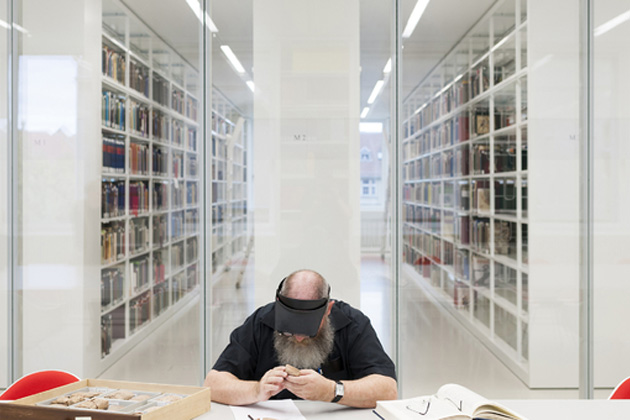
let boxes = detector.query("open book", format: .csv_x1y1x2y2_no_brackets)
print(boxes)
375,384,526,420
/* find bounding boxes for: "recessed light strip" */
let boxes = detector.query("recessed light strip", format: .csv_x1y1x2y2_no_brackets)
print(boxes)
402,0,430,39
220,45,246,74
367,80,385,104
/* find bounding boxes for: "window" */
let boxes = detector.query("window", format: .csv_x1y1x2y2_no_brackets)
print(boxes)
360,147,372,162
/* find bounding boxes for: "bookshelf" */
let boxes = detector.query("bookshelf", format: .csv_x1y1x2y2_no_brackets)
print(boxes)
100,0,201,360
402,0,530,379
211,90,249,277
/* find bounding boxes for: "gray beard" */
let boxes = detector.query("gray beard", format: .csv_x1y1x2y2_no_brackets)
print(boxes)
273,317,335,370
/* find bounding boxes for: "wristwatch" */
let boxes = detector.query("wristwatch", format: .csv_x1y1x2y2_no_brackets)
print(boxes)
331,380,344,403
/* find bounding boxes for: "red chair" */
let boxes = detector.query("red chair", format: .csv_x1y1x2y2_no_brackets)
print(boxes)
610,376,630,399
0,370,80,401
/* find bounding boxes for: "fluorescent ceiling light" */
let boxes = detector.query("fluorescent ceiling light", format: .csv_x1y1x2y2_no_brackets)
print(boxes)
205,12,219,33
360,122,383,133
594,9,630,37
221,45,246,74
246,80,255,92
402,0,430,38
186,0,219,33
0,19,9,30
367,80,385,104
13,23,29,35
383,58,392,74
360,107,370,119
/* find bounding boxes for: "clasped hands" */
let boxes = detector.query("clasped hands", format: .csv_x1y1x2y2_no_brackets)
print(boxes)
256,365,333,403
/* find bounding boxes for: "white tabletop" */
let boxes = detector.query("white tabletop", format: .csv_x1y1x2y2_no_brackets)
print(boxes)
195,399,630,420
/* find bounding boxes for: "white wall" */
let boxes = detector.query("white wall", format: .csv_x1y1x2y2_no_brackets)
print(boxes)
593,1,630,388
528,0,581,387
253,0,361,307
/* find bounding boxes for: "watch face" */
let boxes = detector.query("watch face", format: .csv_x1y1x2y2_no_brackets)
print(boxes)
336,382,344,396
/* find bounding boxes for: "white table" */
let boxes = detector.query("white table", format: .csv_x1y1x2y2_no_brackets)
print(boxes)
194,399,630,420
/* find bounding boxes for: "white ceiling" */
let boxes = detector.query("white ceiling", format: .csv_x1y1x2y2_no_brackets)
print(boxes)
121,0,496,119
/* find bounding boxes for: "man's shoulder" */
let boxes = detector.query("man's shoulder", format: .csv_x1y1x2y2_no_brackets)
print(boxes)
241,302,275,329
331,300,370,329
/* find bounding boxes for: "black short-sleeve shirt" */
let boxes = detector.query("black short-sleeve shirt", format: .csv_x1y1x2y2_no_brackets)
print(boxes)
212,300,397,399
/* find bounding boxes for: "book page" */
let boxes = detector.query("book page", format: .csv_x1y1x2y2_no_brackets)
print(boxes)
436,384,492,416
376,396,469,420
436,384,523,420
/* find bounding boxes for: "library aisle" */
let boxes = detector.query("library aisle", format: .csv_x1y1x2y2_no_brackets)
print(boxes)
98,255,611,399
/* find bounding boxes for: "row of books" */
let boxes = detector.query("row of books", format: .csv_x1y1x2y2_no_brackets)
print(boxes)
187,182,198,206
102,180,125,219
172,119,184,146
152,182,168,211
152,110,169,142
130,101,149,137
101,266,124,309
101,312,117,357
153,215,167,248
171,243,185,271
153,283,169,316
129,291,151,333
153,255,166,285
129,60,149,97
172,183,185,208
102,44,125,84
186,210,198,236
129,218,149,255
172,88,185,115
103,136,125,173
152,147,168,176
172,153,183,178
171,212,184,240
102,90,126,130
129,142,148,175
212,112,235,136
101,221,125,264
186,96,198,121
187,237,198,263
129,181,149,215
212,201,226,224
153,74,169,107
212,137,229,161
130,256,150,292
188,155,198,177
188,128,197,151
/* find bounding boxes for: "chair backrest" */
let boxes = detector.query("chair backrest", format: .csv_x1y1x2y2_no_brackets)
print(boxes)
610,376,630,399
0,370,80,401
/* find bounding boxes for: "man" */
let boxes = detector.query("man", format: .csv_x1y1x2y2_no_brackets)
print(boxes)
204,269,398,408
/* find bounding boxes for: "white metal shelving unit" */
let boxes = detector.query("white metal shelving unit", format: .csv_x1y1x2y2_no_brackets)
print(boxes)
99,0,201,362
402,0,530,380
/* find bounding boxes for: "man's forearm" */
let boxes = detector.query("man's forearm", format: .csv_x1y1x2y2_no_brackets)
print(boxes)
338,374,398,408
203,370,260,405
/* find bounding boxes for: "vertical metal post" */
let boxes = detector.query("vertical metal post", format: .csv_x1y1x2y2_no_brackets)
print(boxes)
201,0,212,385
7,0,19,383
392,0,402,396
579,0,594,400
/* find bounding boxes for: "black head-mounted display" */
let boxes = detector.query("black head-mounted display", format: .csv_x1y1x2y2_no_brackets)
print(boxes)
274,277,330,337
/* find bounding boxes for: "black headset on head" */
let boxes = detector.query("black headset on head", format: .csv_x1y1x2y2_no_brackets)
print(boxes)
274,276,330,337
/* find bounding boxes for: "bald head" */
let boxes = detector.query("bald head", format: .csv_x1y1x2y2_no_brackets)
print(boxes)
280,269,330,300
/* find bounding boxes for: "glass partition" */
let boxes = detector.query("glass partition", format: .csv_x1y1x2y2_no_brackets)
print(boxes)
12,0,204,385
0,0,621,404
0,0,9,390
401,0,586,398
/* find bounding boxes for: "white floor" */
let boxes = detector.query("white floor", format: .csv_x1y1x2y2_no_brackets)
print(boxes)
99,254,612,400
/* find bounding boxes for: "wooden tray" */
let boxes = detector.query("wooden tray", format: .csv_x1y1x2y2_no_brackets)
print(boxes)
0,379,211,420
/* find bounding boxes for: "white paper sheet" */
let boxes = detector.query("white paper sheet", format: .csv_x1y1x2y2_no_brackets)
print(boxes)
230,400,307,420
